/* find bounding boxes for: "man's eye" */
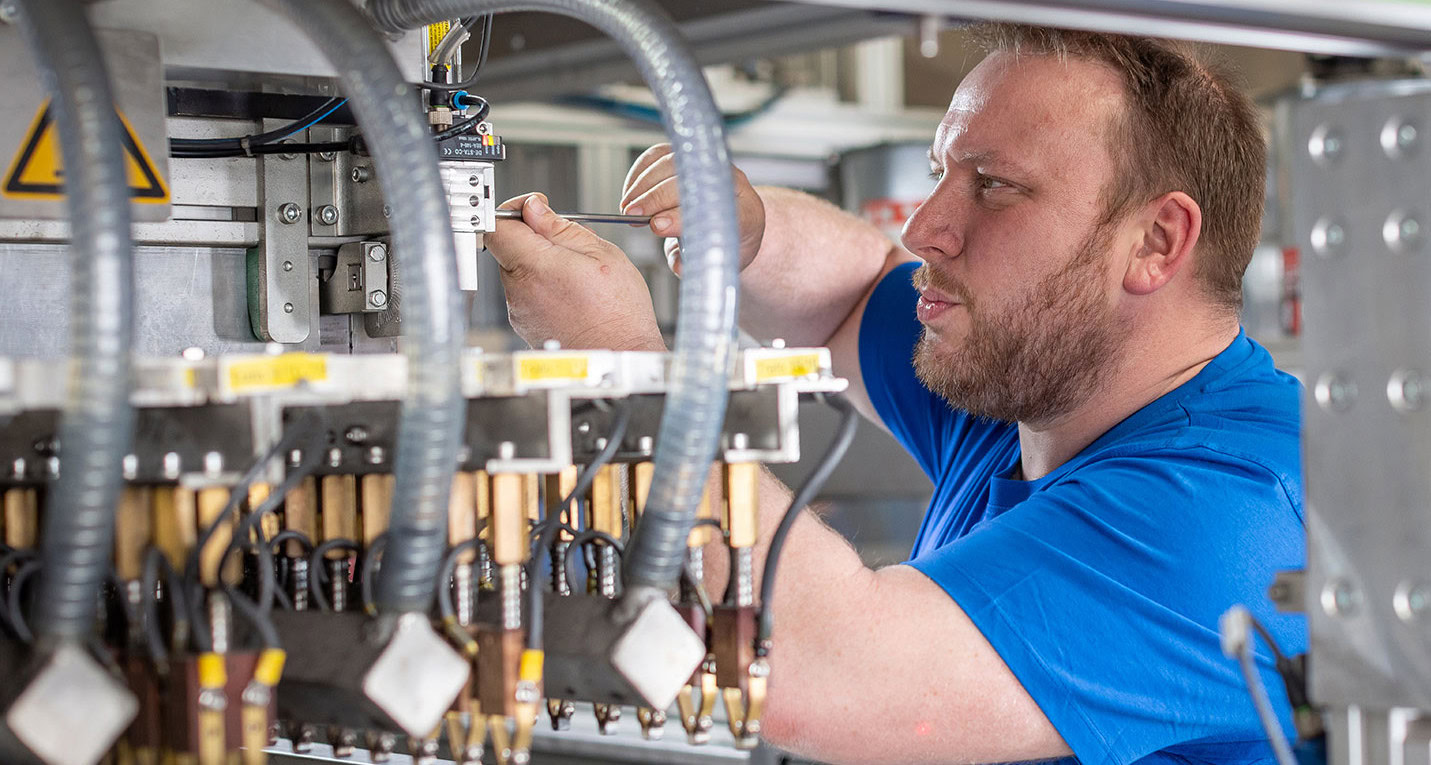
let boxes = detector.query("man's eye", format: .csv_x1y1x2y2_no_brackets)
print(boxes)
977,175,1010,191
928,168,944,181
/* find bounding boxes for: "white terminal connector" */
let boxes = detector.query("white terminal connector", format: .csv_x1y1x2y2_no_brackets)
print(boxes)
440,160,496,292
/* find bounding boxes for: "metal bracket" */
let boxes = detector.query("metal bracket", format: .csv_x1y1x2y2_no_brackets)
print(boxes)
320,241,390,315
247,120,312,343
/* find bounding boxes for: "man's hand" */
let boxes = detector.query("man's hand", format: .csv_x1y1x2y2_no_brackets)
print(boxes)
619,143,767,276
485,193,665,352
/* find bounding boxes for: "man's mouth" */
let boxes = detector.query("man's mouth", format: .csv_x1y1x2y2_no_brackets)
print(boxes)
916,288,961,323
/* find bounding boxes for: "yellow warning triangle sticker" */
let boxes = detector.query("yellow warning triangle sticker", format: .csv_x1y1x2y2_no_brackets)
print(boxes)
2,99,168,203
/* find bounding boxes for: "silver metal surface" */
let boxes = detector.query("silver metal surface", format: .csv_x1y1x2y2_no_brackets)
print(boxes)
785,0,1431,56
501,562,523,630
0,244,330,358
362,613,471,738
88,0,425,82
0,25,169,221
494,208,651,226
609,598,708,712
321,241,390,315
1288,80,1431,710
441,161,494,292
251,120,313,344
5,644,138,765
734,547,755,608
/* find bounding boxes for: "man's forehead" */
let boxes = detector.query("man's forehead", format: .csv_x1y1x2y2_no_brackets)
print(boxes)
929,52,1124,169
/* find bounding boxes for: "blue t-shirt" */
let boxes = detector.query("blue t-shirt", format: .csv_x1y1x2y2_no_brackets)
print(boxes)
859,262,1307,765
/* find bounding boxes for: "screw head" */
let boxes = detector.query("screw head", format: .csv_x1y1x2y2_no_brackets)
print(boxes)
1314,371,1356,412
381,204,391,218
1389,369,1426,412
318,151,336,162
1309,125,1344,165
351,166,372,183
1397,581,1430,621
316,205,340,226
283,302,295,314
368,245,387,262
369,290,388,308
1383,118,1421,158
0,1,18,25
1311,217,1348,258
1322,578,1360,617
1385,210,1424,253
277,202,302,224
282,260,294,272
344,426,369,444
469,174,481,186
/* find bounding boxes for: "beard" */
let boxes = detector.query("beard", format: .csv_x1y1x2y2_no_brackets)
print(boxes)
912,223,1126,425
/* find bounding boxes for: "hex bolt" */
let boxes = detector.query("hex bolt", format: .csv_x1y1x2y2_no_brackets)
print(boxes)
351,166,372,183
368,245,387,262
369,290,388,308
316,205,340,226
277,203,302,225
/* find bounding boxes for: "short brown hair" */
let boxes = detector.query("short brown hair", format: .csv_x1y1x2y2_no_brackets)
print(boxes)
970,24,1265,311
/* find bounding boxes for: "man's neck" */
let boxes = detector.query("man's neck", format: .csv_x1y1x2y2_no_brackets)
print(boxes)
1014,320,1241,481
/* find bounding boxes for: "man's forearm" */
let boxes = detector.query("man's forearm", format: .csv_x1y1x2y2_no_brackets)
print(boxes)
739,187,897,348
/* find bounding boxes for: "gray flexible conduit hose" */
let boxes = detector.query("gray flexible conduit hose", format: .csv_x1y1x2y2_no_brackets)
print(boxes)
16,0,137,642
367,0,741,595
257,0,467,616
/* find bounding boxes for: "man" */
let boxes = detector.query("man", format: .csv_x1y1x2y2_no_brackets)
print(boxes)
486,23,1305,765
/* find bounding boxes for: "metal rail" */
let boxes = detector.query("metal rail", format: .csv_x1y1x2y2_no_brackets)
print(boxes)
784,0,1431,57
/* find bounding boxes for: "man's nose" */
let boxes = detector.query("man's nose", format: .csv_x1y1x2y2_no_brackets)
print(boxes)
900,188,964,264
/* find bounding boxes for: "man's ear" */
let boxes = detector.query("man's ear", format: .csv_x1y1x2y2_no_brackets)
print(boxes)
1122,191,1202,296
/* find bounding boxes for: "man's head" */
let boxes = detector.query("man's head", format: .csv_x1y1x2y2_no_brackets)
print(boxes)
903,24,1265,425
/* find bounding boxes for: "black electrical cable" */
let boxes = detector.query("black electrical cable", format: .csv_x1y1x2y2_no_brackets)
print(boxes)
267,530,315,556
308,538,360,612
7,558,42,644
431,96,490,141
561,531,623,592
188,414,321,587
360,532,390,616
526,401,631,651
754,393,857,652
171,97,347,149
228,431,327,549
215,538,279,616
141,546,188,664
436,535,484,623
1247,611,1311,711
221,584,282,649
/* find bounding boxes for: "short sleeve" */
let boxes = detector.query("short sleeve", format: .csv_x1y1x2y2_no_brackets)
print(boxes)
908,448,1307,765
858,262,960,478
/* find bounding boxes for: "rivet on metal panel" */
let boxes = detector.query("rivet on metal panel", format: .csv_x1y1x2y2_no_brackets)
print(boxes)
1308,124,1345,165
1388,370,1426,413
1382,118,1420,159
1311,217,1349,258
1384,210,1423,253
1322,578,1361,617
1314,372,1357,412
1394,581,1430,622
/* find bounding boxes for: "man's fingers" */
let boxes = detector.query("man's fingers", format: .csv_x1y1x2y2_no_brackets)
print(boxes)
623,173,679,220
487,193,553,273
622,143,673,200
663,236,682,277
649,206,682,238
621,151,676,211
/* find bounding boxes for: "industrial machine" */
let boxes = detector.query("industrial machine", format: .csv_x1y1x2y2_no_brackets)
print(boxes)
0,0,860,763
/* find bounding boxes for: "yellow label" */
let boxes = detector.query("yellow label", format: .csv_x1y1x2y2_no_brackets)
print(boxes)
519,649,545,682
753,353,821,382
3,99,169,203
253,648,286,687
227,353,328,393
197,652,227,689
427,21,453,55
517,355,588,384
